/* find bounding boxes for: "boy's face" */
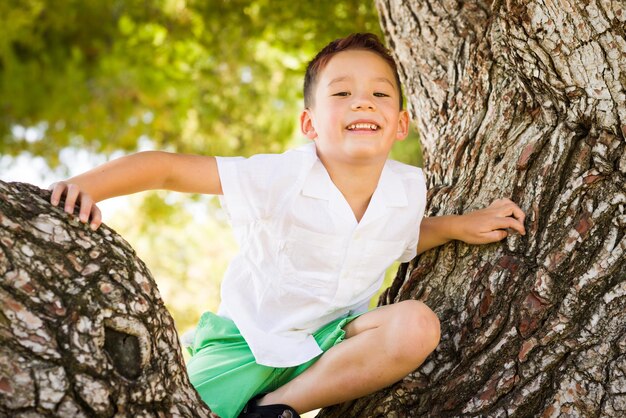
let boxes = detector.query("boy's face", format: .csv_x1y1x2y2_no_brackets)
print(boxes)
300,49,409,166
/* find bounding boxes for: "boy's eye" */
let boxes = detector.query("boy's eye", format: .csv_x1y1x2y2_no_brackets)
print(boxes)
374,92,390,97
333,92,350,97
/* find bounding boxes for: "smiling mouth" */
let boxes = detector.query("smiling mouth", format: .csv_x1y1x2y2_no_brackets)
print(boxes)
346,123,380,131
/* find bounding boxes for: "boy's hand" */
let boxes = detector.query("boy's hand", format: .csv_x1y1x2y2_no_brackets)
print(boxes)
417,198,526,254
456,198,525,244
49,182,102,230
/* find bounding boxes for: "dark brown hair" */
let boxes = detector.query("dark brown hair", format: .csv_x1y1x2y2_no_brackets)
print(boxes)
303,33,403,109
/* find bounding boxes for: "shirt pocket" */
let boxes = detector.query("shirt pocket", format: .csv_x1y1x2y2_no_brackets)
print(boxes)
358,239,407,279
278,225,344,290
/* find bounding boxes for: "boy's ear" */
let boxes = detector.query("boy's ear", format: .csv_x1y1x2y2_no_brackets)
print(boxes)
300,109,317,139
395,110,410,141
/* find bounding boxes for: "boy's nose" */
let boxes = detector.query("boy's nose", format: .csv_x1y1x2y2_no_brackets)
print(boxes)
351,97,376,111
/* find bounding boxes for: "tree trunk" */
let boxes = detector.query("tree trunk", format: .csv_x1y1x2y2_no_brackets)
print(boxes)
0,181,213,417
319,0,626,417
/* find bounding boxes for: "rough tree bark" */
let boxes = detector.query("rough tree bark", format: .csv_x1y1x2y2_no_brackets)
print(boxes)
319,0,626,417
0,181,215,417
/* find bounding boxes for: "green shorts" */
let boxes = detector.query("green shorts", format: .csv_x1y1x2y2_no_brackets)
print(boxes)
185,311,362,418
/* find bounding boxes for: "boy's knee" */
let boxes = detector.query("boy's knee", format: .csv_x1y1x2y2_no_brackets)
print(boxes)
388,300,440,364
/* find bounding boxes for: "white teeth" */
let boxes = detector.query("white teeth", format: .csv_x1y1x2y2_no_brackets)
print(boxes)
347,123,379,130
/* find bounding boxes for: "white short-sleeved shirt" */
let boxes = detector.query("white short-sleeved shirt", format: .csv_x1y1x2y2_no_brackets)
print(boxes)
215,142,427,367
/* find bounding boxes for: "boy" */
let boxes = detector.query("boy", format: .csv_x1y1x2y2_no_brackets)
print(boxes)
49,33,525,418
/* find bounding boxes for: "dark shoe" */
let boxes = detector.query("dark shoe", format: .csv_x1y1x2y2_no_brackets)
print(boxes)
238,393,300,418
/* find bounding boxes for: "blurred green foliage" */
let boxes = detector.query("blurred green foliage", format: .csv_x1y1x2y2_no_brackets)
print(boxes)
0,0,390,162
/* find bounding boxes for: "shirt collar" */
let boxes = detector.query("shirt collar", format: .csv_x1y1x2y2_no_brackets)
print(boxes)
300,143,408,210
301,160,330,200
376,163,409,208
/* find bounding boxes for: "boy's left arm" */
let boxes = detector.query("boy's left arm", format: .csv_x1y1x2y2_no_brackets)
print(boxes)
416,198,526,255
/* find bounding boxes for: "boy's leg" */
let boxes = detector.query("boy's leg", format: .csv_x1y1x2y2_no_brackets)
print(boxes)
258,300,440,413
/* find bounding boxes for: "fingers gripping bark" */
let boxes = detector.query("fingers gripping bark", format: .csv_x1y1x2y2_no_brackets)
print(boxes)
49,182,102,230
460,198,527,245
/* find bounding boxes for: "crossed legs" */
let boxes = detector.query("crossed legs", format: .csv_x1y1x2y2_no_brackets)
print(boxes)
258,300,441,413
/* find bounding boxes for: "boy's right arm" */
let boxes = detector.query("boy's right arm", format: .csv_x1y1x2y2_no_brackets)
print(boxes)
49,151,222,229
